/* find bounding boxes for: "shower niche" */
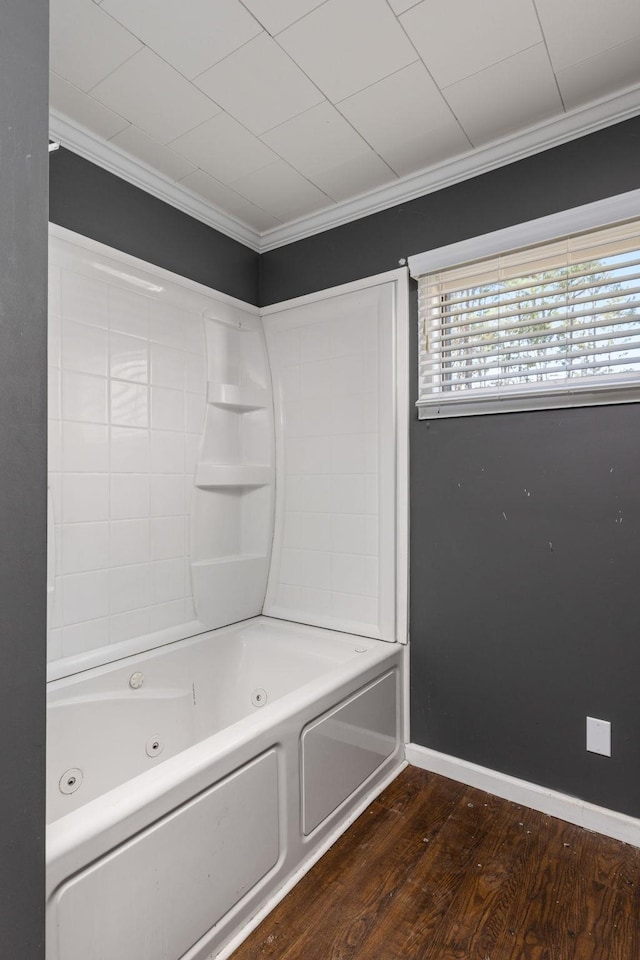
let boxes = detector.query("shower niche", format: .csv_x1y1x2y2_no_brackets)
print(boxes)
190,310,275,630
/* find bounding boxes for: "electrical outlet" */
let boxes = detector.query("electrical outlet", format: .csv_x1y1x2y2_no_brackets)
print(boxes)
586,716,611,757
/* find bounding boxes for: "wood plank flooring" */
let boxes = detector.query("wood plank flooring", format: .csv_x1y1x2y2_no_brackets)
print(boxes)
231,765,640,960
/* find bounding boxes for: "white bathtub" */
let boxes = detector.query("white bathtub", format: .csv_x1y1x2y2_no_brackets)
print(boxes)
46,616,404,960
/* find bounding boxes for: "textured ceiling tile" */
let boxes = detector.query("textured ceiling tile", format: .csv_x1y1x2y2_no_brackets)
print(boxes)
556,35,640,111
50,72,130,140
400,0,542,88
240,0,327,36
194,33,324,136
311,152,397,203
91,48,221,144
100,0,262,79
50,0,142,92
261,102,380,178
338,61,470,176
443,44,563,146
535,0,640,71
277,0,418,102
170,113,278,185
228,161,331,222
109,126,197,182
178,170,283,231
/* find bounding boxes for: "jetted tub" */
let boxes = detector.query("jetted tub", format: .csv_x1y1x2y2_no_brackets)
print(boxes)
46,616,404,960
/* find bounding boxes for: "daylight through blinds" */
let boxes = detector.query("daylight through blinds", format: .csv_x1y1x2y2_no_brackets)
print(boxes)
416,219,640,417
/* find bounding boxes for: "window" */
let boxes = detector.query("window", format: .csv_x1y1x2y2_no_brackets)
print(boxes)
412,213,640,419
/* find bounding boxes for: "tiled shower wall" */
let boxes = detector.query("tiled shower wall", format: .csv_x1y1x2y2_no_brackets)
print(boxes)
48,245,207,661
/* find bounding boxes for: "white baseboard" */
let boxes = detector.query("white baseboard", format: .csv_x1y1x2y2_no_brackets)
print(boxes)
405,743,640,848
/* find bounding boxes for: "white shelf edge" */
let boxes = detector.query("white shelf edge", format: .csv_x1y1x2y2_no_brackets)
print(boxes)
194,463,272,488
191,555,268,567
207,381,269,411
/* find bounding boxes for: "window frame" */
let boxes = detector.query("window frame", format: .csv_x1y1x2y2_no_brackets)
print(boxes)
408,188,640,419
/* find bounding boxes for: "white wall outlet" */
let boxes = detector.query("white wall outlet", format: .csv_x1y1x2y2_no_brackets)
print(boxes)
586,716,611,757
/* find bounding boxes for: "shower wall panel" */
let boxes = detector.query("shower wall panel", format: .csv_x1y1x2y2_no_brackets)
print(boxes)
48,228,210,663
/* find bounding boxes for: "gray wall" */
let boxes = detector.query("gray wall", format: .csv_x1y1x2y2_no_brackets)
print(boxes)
260,115,640,819
0,0,49,954
50,147,260,305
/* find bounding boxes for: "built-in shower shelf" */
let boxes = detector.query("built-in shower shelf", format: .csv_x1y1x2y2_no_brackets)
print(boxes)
194,463,271,489
207,382,269,411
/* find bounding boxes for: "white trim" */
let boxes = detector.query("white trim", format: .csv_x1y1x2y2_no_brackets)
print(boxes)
405,743,640,848
212,760,407,960
51,85,640,253
408,186,640,278
49,111,261,252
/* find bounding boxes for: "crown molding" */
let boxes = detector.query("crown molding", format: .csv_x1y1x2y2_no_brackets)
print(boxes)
49,110,262,252
51,83,640,255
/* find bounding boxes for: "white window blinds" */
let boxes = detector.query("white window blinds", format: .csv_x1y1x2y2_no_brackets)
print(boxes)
416,219,640,418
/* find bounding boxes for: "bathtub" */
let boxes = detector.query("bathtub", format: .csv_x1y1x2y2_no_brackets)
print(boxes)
46,616,404,960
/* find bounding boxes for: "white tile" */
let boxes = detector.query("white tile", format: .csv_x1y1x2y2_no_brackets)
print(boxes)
300,359,334,398
50,576,64,630
185,436,200,476
150,517,186,560
185,393,206,435
49,267,61,322
178,170,282,232
62,570,110,625
330,475,367,514
109,125,197,182
331,434,366,474
48,312,61,369
50,0,142,92
110,474,150,520
401,0,542,87
535,0,640,72
331,394,365,435
294,511,333,550
365,475,378,515
229,161,330,225
150,343,184,389
184,352,206,394
101,0,262,80
48,628,63,662
110,331,149,384
240,0,326,35
299,550,331,590
150,475,185,517
49,366,61,420
170,113,277,185
269,328,300,366
109,286,150,339
275,583,301,609
151,386,185,432
148,600,186,632
62,422,109,472
338,61,470,177
194,33,324,136
62,372,108,424
109,608,150,644
183,316,205,356
61,272,108,327
91,47,221,145
556,35,640,110
110,427,149,473
277,0,417,102
109,563,152,614
151,558,185,603
331,554,378,597
110,381,149,427
61,318,108,376
331,354,365,396
149,301,186,349
331,591,377,625
331,514,378,555
300,322,336,362
279,548,303,585
48,422,62,474
297,436,333,475
62,522,110,574
150,431,185,474
110,519,150,566
62,618,110,657
49,72,130,140
297,475,333,513
443,45,563,147
298,587,331,617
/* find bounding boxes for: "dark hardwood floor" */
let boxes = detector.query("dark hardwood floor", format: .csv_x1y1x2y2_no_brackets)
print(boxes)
231,765,640,959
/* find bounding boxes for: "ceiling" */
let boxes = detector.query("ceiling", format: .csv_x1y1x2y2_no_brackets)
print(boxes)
49,0,640,251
